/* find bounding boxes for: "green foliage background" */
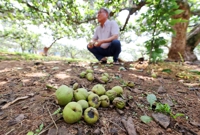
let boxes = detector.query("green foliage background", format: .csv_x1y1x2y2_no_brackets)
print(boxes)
0,0,200,61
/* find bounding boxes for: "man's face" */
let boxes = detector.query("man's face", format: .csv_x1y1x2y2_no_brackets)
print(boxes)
97,9,108,22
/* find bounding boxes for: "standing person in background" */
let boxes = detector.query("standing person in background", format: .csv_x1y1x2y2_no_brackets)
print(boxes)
87,7,121,64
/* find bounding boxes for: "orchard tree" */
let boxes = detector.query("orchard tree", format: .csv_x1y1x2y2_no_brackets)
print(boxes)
0,21,41,52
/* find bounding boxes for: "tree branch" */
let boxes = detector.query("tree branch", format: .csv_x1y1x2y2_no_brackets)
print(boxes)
0,33,9,38
48,37,63,49
68,17,96,25
120,1,146,31
24,2,49,15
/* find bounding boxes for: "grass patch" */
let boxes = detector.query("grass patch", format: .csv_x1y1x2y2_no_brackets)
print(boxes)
0,51,94,63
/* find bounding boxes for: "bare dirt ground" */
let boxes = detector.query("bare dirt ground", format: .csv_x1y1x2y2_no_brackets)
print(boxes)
0,59,200,135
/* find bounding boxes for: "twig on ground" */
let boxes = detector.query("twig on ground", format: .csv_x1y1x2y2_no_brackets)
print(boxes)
46,105,58,134
1,93,34,109
132,100,147,115
38,115,62,135
5,128,15,135
122,117,137,135
108,120,126,132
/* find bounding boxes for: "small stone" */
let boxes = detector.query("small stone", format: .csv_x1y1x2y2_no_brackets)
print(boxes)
166,128,172,133
110,128,118,135
157,86,166,94
93,128,101,135
15,114,25,123
47,128,57,135
161,99,174,107
58,126,68,135
132,88,142,93
152,113,170,129
116,108,124,115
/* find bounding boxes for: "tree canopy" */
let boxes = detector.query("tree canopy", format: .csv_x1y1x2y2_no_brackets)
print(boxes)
0,0,200,61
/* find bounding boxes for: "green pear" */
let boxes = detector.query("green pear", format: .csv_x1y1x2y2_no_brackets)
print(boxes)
91,84,106,96
86,69,94,73
102,73,109,78
88,91,94,96
88,93,101,108
151,73,157,78
84,107,99,124
127,81,135,87
100,95,110,107
105,90,117,101
113,97,126,109
80,71,87,78
74,88,88,101
77,100,89,110
111,86,123,96
100,76,109,83
73,83,79,90
63,102,82,124
86,73,94,81
55,85,73,106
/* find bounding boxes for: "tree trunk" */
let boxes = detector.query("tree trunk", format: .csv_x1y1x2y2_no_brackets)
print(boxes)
167,0,190,61
42,37,62,56
185,24,200,61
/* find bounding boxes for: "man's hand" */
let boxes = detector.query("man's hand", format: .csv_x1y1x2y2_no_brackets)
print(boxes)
87,40,94,49
94,40,103,47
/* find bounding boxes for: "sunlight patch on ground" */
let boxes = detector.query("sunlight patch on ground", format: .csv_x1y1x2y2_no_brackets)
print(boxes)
66,69,72,72
130,73,154,81
54,73,70,79
21,79,30,83
0,81,7,86
43,61,62,64
25,72,47,77
0,68,11,73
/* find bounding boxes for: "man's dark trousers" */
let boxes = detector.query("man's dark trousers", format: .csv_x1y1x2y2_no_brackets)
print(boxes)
87,39,121,62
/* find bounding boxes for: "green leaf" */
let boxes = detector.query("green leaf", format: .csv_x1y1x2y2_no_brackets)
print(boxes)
27,131,34,135
189,70,200,75
39,123,44,131
155,103,171,114
173,9,184,15
147,94,157,107
52,108,61,115
140,115,152,123
162,69,172,73
173,113,185,119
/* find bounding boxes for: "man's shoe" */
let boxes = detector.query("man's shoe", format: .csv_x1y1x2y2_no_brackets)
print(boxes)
113,61,120,65
117,58,125,63
100,57,107,64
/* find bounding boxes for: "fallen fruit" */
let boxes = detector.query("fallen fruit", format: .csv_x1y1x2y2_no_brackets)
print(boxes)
63,102,82,124
80,71,87,78
102,73,109,78
73,83,79,90
88,91,94,95
105,90,117,101
100,76,109,83
86,69,94,73
100,95,110,107
86,73,94,81
84,107,99,124
127,81,135,87
112,86,123,96
88,93,101,108
113,97,126,109
74,88,88,101
91,84,106,96
151,73,157,78
77,100,89,110
55,85,73,106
